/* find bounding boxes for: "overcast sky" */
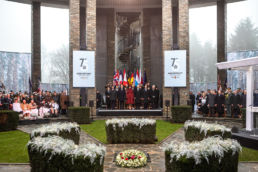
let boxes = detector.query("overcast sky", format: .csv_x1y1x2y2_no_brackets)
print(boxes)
0,0,257,53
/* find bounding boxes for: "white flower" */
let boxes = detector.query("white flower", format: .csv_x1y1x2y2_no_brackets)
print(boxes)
27,136,106,165
106,118,156,130
30,122,80,138
162,136,241,165
184,120,231,136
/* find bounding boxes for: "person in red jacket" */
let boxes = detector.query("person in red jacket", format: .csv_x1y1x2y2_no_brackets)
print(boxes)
126,86,134,110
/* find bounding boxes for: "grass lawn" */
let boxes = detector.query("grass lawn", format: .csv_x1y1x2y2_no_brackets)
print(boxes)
239,147,258,162
80,120,183,144
0,130,29,163
1,122,258,163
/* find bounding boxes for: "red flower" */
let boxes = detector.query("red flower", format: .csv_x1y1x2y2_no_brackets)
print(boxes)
120,153,123,155
138,156,141,159
131,155,135,160
125,158,128,160
121,157,124,159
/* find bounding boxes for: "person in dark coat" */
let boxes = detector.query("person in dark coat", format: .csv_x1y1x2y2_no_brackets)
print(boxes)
199,92,209,116
216,90,225,117
155,87,160,108
142,85,150,109
241,90,247,109
134,85,142,109
150,85,159,109
189,91,195,113
118,85,126,109
207,90,216,117
110,86,117,109
231,90,241,118
96,90,102,109
105,87,111,109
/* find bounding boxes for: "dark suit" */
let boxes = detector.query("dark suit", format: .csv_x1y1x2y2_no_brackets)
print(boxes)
216,94,225,117
105,90,111,109
231,94,241,117
110,90,117,109
134,89,142,109
118,88,126,109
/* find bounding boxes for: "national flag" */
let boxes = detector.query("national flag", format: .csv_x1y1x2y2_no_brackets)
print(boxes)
119,70,123,85
135,69,140,86
123,69,127,86
113,70,119,85
143,70,147,86
130,73,134,86
139,69,142,85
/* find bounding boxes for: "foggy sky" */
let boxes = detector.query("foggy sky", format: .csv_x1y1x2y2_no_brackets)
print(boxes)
0,0,257,53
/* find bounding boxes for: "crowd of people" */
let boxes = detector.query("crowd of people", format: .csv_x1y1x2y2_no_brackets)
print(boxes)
189,87,247,118
96,82,161,110
0,90,69,120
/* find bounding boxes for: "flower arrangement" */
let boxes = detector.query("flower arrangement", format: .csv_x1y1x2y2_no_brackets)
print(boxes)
184,120,232,141
30,122,80,144
106,118,156,130
115,149,147,168
163,137,241,172
105,118,156,144
27,136,106,172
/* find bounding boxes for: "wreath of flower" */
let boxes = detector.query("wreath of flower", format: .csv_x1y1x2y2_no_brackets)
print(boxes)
115,149,147,168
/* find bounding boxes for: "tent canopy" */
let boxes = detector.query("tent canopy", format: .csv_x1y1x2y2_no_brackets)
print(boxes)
216,56,258,71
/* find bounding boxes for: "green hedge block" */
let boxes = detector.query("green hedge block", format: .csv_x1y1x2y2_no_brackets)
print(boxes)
184,126,232,142
171,106,192,123
0,110,19,131
27,136,105,172
165,150,239,172
105,123,156,144
68,107,90,124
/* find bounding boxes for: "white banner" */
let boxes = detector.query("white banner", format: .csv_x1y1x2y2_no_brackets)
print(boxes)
73,50,95,87
164,50,186,87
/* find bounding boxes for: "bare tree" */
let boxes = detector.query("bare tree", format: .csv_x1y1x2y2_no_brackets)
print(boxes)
48,45,69,84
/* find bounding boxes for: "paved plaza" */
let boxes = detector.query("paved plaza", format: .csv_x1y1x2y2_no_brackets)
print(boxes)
0,124,256,172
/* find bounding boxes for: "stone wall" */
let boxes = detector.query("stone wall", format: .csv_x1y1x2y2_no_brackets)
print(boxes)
142,8,162,89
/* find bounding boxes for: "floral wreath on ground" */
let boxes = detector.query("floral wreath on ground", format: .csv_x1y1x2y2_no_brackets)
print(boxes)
115,149,147,168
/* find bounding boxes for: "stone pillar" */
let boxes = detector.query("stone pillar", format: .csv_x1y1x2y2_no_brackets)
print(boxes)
31,1,41,91
178,0,190,105
217,0,227,90
162,0,173,110
69,0,81,106
142,9,151,79
85,0,97,115
107,9,115,82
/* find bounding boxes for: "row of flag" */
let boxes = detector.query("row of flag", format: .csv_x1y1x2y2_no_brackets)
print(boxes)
113,69,147,87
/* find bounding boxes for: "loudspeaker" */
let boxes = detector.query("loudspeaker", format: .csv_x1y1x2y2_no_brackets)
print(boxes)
89,100,94,107
165,100,170,107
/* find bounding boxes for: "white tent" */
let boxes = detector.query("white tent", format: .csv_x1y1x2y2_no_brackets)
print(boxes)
216,56,258,131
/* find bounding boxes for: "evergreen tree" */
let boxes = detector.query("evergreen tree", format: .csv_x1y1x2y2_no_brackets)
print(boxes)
228,17,258,52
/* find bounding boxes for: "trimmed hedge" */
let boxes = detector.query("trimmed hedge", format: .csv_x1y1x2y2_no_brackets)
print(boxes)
30,122,80,144
184,121,231,142
105,118,156,144
0,110,19,131
164,137,241,172
165,150,239,172
68,107,90,124
171,106,192,123
27,136,105,172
